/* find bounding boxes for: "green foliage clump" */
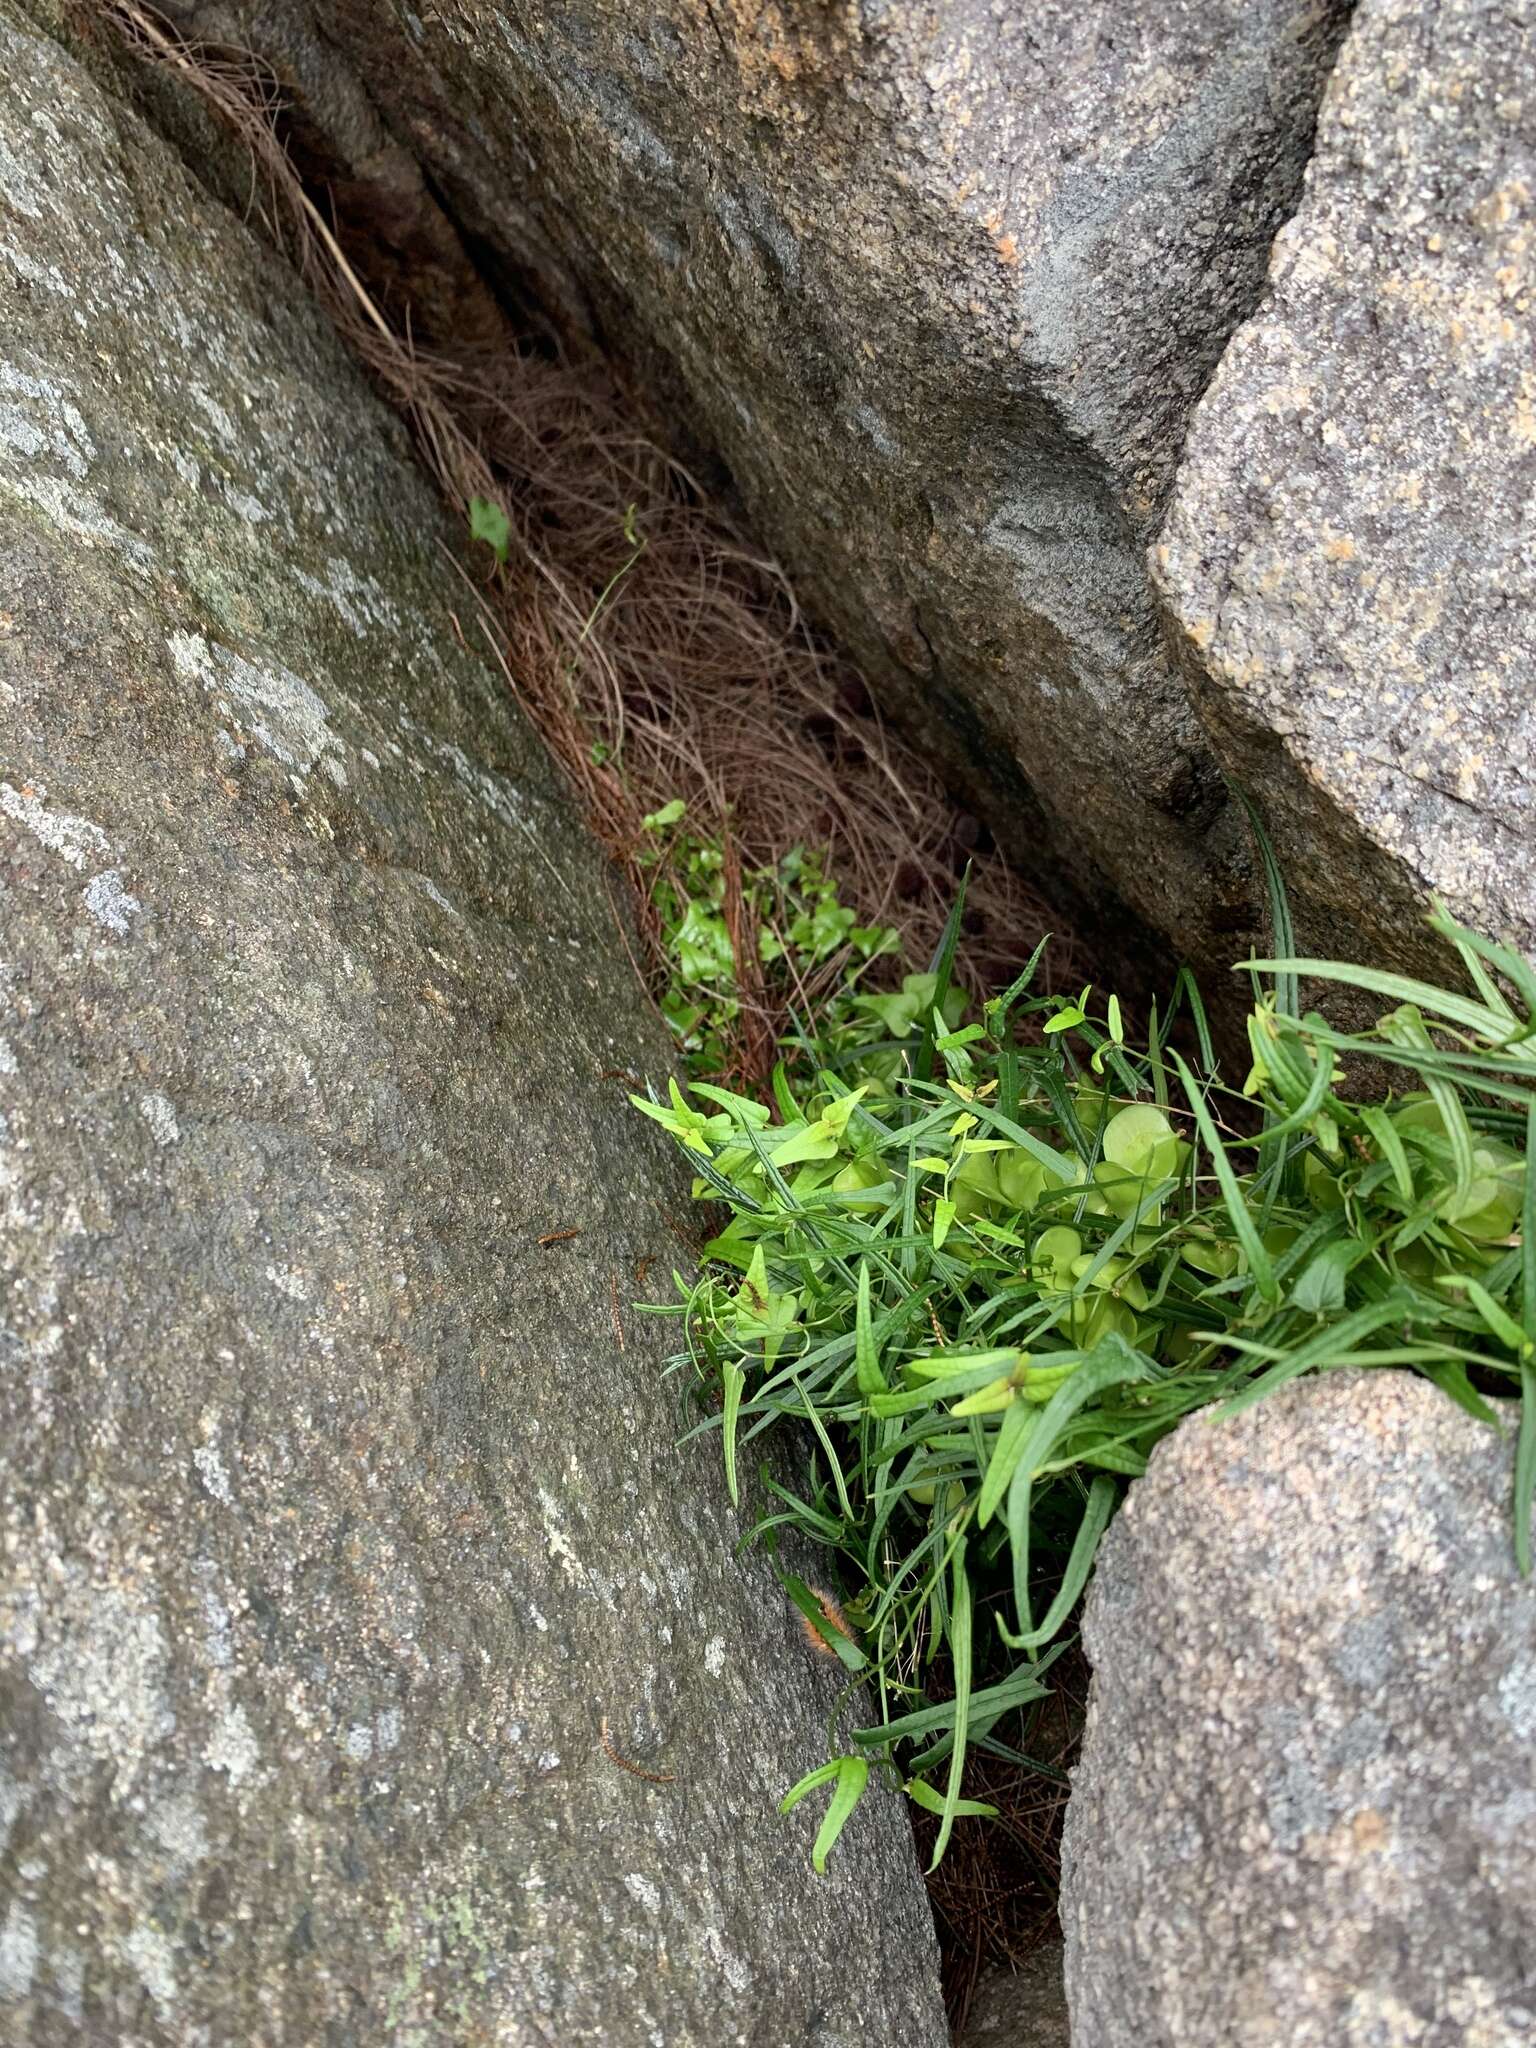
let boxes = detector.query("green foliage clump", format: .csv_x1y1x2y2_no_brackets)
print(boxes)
635,887,1536,1871
637,800,900,1077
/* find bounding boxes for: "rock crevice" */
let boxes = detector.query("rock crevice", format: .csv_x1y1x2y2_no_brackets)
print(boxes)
118,0,1360,963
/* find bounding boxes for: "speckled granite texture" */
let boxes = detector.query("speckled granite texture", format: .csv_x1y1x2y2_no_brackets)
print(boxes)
1062,1372,1536,2048
0,6,946,2038
1156,0,1536,969
157,0,1353,963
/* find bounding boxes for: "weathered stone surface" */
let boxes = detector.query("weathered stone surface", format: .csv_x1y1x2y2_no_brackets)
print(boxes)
0,9,947,2040
161,0,1352,962
1155,0,1536,970
1061,1372,1536,2048
956,1944,1069,2048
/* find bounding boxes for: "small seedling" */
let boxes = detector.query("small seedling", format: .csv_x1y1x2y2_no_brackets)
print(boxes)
468,494,511,564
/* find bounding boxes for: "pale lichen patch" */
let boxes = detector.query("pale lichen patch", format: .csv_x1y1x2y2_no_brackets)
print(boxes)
0,1901,38,2002
0,781,111,871
120,1922,177,2018
26,1581,174,1797
82,868,141,936
138,1093,180,1146
168,631,348,786
203,1702,259,1784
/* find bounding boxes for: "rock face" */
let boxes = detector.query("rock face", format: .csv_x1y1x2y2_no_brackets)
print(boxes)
0,8,948,2041
1061,1372,1536,2048
163,0,1353,961
1156,0,1536,967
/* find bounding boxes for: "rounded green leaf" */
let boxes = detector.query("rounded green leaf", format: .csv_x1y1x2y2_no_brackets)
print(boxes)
1103,1103,1178,1181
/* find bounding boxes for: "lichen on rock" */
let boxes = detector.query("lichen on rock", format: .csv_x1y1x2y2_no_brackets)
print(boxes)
0,6,946,2038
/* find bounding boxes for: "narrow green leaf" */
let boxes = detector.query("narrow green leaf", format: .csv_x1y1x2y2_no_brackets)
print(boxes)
811,1757,870,1875
779,1758,841,1815
1002,1338,1151,1635
1381,1007,1476,1212
977,1395,1032,1528
854,1260,888,1396
1252,1033,1335,1144
1361,1105,1414,1204
1428,900,1536,1025
962,1101,1075,1182
1522,1099,1536,1346
1248,959,1510,1044
1452,1275,1528,1356
928,1538,972,1871
1172,966,1217,1073
770,1061,799,1124
1419,1360,1503,1428
986,935,1052,1033
1216,1297,1415,1419
997,1474,1117,1651
790,1377,856,1525
1238,789,1298,1020
1173,1052,1278,1303
852,1661,1049,1747
905,1777,998,1819
1517,1364,1536,1578
1147,995,1168,1108
721,1362,744,1508
915,872,969,1084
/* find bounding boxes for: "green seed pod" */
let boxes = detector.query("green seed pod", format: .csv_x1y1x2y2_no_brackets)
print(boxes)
1071,1252,1149,1311
832,1156,886,1195
996,1147,1046,1210
953,1151,1001,1200
1102,1103,1179,1184
1033,1225,1082,1292
1182,1233,1239,1280
1068,1295,1137,1347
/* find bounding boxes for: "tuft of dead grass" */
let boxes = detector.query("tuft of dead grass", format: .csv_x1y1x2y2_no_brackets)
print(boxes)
98,1,1065,1080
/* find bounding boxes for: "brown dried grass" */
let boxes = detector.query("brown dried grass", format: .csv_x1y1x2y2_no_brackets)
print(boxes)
99,2,1065,1081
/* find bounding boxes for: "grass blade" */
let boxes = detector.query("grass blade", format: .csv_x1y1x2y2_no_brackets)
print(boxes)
721,1362,744,1506
1239,790,1298,1020
1215,1297,1415,1419
1247,959,1512,1043
928,1537,972,1871
1517,1099,1536,1575
854,1259,888,1396
998,1474,1117,1650
1518,1366,1536,1578
1522,1099,1536,1348
977,1396,1033,1528
1172,1051,1278,1303
915,869,970,1084
1360,1105,1414,1204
